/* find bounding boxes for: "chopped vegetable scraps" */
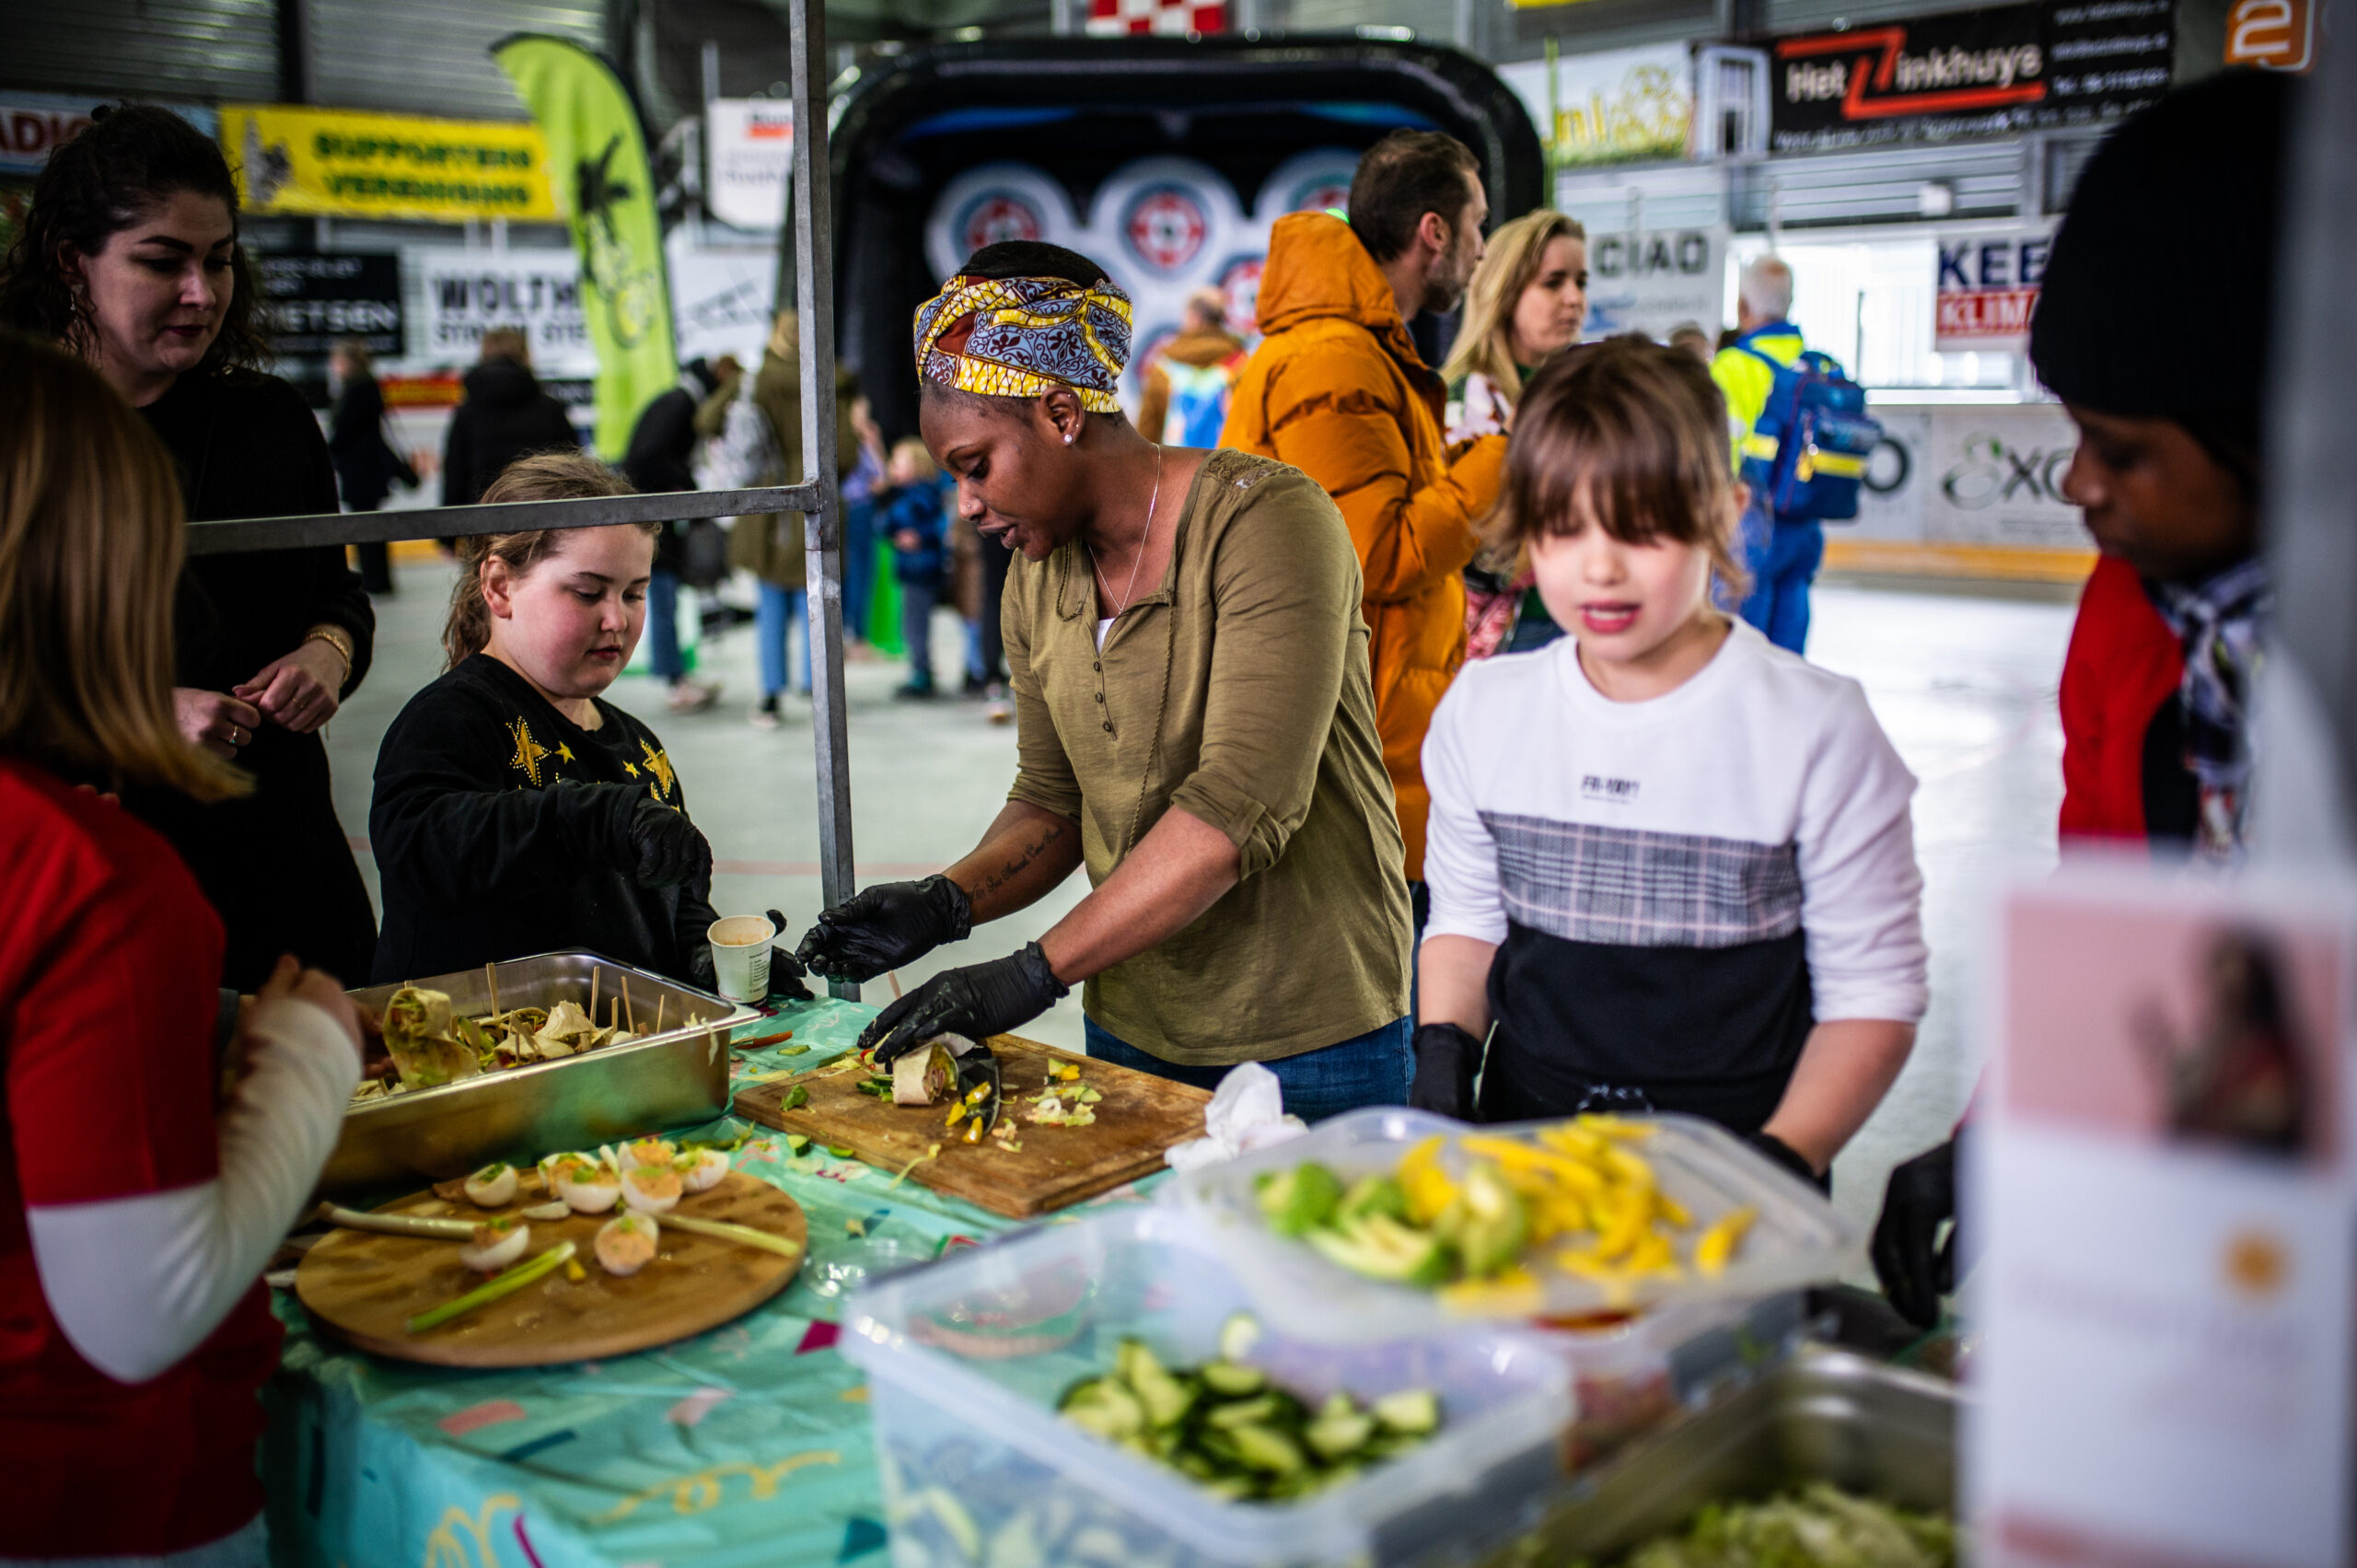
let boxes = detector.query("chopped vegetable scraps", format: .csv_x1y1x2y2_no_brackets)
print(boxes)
1602,1483,1957,1567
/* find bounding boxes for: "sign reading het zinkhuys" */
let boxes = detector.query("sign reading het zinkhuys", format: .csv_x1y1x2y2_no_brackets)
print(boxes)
1769,0,2172,154
217,104,560,222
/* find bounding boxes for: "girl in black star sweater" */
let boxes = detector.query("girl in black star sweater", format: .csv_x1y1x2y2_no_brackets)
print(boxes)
369,454,723,986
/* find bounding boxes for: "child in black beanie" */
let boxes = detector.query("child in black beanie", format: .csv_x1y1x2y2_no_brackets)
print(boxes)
2030,68,2293,866
1870,69,2297,1334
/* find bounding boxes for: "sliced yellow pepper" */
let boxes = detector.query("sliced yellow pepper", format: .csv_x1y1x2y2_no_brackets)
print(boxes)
1399,1135,1457,1225
1440,1265,1542,1315
1694,1206,1758,1277
1593,1191,1651,1263
1653,1191,1693,1228
1577,1113,1657,1142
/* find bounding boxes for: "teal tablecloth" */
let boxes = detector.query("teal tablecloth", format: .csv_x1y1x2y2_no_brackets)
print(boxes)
262,999,1160,1568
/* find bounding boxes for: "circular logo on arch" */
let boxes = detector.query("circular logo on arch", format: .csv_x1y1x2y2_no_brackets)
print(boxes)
958,192,1045,255
1217,255,1265,336
1123,184,1209,274
1286,174,1351,215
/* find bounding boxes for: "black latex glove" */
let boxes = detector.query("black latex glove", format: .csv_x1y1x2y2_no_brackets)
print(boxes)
764,908,814,1002
1409,1022,1483,1119
795,875,972,983
856,943,1068,1064
1747,1129,1829,1193
626,796,712,888
1871,1136,1957,1330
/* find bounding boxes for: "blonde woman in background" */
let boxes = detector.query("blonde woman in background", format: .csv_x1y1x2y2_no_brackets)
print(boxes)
1440,209,1587,443
1438,209,1588,656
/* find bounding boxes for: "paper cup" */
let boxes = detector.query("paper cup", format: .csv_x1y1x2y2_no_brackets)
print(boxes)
707,914,775,1003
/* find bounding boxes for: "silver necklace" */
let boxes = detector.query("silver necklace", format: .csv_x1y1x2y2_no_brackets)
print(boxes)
1091,444,1163,618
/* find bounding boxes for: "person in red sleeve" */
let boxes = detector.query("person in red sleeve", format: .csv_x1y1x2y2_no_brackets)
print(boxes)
1872,70,2293,1330
0,334,363,1562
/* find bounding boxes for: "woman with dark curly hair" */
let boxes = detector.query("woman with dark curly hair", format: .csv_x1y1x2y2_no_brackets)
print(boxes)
0,104,377,987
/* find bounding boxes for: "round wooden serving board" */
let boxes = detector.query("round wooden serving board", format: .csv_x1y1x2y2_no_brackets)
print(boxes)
296,1172,807,1366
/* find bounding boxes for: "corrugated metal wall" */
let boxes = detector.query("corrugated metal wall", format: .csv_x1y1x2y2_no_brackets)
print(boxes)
304,0,606,119
0,0,282,101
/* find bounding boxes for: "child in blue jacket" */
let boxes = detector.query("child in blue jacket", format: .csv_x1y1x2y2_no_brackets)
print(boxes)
880,437,948,698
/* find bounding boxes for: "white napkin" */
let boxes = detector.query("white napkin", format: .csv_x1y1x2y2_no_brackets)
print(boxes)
1164,1061,1308,1172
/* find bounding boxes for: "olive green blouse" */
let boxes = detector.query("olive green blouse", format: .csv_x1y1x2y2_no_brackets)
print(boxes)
1002,447,1413,1066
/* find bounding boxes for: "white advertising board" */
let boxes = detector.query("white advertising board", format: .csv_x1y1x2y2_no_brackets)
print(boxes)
1581,226,1726,343
1497,44,1693,167
1844,401,2089,553
1936,224,2056,350
406,246,594,375
705,99,792,233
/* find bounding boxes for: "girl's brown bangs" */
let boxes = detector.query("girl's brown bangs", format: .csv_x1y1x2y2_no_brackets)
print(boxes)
1515,396,1713,549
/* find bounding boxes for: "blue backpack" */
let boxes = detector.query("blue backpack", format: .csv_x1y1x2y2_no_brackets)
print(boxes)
1736,346,1882,524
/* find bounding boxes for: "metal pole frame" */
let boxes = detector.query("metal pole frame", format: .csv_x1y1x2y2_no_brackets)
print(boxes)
184,0,861,993
789,0,859,1001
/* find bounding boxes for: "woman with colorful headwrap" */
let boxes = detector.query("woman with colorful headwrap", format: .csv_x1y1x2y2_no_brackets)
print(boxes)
795,242,1416,1121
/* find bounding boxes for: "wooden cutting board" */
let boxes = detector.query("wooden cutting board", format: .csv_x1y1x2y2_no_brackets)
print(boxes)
732,1035,1210,1218
296,1172,806,1366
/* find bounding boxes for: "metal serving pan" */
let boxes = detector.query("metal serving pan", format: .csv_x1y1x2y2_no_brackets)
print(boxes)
320,951,758,1198
1492,1346,1961,1562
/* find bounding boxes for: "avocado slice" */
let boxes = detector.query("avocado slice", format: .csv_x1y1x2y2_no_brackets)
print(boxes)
1254,1163,1344,1237
1306,1214,1452,1286
1434,1163,1529,1278
1336,1172,1410,1225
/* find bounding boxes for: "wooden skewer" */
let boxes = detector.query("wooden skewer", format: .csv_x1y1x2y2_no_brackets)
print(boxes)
484,962,500,1018
621,972,635,1032
656,994,667,1035
589,967,601,1021
888,970,904,1000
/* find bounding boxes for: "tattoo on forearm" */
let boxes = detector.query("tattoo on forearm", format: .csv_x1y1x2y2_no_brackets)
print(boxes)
978,821,1066,897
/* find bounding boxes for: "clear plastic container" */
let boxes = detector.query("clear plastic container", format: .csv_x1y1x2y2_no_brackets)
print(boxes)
1531,1292,1805,1467
839,1206,1574,1568
1166,1109,1858,1342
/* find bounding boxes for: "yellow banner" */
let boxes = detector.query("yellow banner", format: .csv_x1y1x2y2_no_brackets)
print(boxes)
218,104,560,222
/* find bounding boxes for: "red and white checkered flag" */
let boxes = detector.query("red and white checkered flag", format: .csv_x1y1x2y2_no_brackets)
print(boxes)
1086,0,1225,36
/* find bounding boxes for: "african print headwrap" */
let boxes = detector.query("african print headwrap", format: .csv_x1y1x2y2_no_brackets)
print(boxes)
912,274,1133,414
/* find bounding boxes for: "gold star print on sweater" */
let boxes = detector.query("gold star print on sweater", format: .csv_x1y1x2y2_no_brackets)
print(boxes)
639,740,677,799
506,718,550,786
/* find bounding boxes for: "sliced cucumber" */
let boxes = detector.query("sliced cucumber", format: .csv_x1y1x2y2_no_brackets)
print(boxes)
1205,1393,1282,1430
1217,1311,1261,1364
1306,1411,1376,1460
1228,1423,1306,1477
1200,1360,1265,1397
1373,1388,1442,1435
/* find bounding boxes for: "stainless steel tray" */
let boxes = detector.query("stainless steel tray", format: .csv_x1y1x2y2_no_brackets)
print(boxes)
1492,1347,1961,1562
321,951,758,1198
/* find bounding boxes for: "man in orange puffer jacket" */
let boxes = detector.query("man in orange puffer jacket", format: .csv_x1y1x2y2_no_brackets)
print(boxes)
1224,132,1509,904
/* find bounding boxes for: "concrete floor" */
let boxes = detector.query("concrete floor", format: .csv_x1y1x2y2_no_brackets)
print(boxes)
326,566,2073,1240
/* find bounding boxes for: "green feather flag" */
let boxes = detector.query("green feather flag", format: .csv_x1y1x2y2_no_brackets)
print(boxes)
493,34,678,459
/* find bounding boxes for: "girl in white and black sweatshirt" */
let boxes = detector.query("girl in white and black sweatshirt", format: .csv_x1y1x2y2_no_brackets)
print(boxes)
1411,338,1927,1186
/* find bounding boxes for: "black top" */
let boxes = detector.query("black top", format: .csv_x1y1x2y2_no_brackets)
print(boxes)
441,358,579,506
621,384,699,573
1478,924,1814,1136
134,366,379,989
369,654,718,984
326,374,406,511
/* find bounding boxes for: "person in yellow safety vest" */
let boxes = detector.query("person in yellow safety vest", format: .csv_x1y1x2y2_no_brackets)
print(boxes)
1709,256,1818,653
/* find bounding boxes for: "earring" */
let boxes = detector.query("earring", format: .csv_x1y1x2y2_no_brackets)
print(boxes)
1063,432,1074,446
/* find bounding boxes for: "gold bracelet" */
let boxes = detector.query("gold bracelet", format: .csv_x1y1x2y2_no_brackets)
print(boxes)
304,625,354,678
